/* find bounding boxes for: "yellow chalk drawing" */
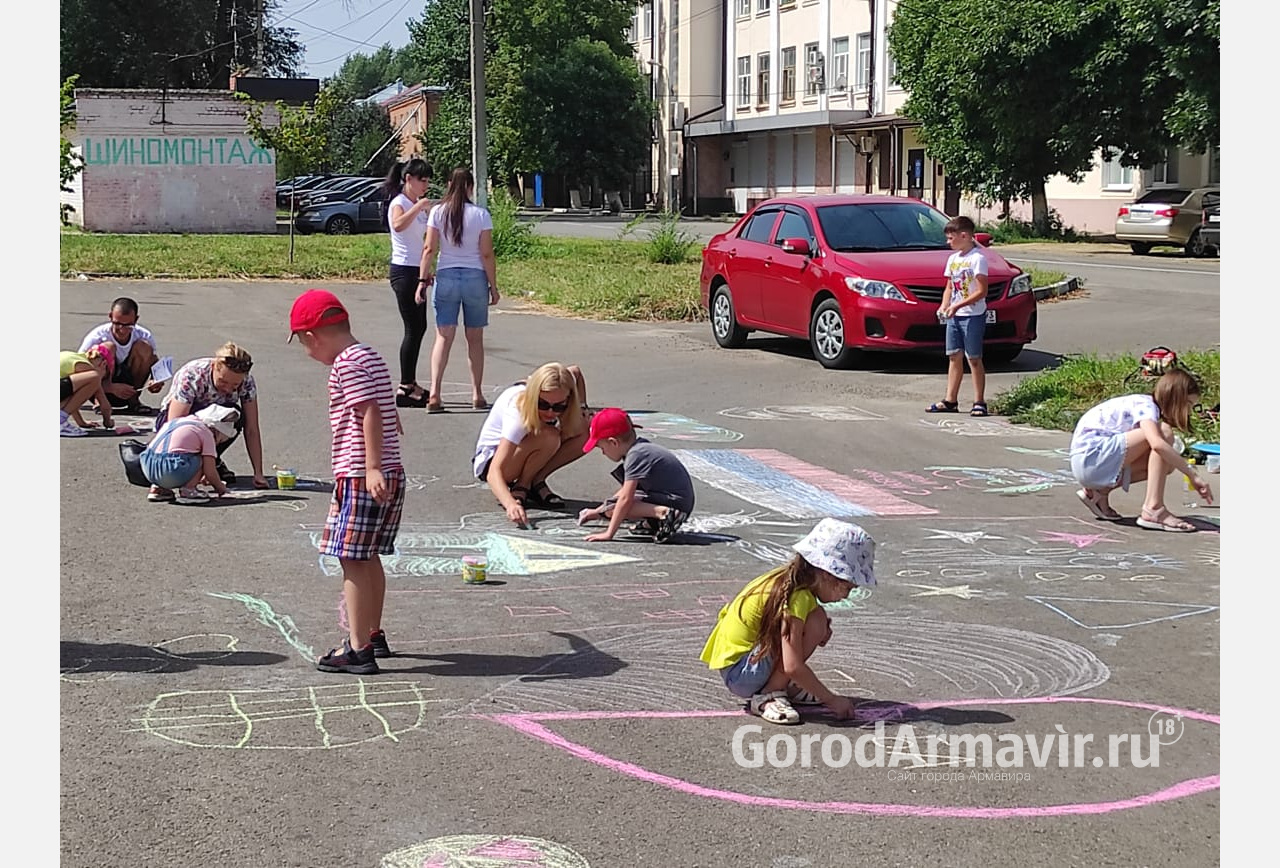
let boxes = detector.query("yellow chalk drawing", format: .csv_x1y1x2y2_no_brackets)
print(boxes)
132,680,439,750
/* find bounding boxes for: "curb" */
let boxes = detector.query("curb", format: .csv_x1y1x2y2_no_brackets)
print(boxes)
1033,276,1082,301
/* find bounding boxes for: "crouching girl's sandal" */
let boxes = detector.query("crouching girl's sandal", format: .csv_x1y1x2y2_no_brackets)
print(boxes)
749,690,801,725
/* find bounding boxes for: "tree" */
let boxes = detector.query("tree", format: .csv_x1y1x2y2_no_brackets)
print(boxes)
328,101,400,177
329,44,429,101
61,0,304,89
240,86,344,179
888,0,1219,232
60,75,85,225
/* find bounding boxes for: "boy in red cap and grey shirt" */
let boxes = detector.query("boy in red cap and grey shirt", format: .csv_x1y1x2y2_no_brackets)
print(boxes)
578,407,695,543
289,289,404,675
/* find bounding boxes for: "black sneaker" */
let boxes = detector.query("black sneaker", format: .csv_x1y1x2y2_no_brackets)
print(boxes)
316,638,379,675
369,629,392,659
215,458,236,485
654,508,689,544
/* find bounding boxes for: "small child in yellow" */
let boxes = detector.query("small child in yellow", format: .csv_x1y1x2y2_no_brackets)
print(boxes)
700,518,877,725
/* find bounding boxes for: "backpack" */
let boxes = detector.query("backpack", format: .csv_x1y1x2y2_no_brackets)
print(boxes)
1124,346,1180,384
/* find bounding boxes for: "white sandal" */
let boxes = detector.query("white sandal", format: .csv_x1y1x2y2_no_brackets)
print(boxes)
749,690,801,725
787,685,824,706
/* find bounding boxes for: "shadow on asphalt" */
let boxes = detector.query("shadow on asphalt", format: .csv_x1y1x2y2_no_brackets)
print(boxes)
738,337,1066,376
60,640,287,675
819,699,1018,729
393,631,626,682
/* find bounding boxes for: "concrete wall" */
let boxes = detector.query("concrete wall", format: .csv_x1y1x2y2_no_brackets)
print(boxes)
72,89,276,233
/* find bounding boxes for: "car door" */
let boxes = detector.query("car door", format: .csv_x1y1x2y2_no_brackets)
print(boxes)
760,207,819,334
357,187,386,232
726,207,781,325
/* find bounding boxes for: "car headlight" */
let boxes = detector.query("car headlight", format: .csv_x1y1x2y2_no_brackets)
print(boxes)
844,276,910,302
1007,273,1032,297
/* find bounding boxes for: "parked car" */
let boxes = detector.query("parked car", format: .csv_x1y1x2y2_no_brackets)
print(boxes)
295,177,382,210
294,183,389,235
698,195,1037,369
1196,191,1220,257
1114,186,1220,256
276,174,354,209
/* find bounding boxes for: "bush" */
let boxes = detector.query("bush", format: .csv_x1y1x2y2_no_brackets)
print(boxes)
625,211,701,264
488,187,539,261
981,208,1081,243
993,350,1220,448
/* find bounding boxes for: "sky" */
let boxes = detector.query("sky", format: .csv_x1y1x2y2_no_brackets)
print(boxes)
277,0,421,82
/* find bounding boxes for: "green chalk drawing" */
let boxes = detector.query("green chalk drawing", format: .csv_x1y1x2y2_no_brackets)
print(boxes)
208,592,314,661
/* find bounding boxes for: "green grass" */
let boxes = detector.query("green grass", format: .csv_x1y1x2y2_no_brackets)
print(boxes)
60,230,1072,322
992,350,1220,445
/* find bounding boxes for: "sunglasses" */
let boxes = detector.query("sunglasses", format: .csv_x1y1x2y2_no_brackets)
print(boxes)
537,398,570,413
220,356,253,374
109,320,136,330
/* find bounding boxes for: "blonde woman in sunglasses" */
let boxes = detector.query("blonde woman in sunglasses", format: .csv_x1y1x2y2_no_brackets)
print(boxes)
472,362,590,526
151,342,268,502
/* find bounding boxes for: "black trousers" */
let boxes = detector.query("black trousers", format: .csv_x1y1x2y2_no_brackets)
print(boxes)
390,264,429,385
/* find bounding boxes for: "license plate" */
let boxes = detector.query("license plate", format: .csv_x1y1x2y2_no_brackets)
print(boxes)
1209,215,1220,223
985,310,997,324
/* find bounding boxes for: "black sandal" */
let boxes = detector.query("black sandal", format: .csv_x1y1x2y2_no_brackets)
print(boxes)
970,402,989,417
508,484,529,505
526,480,566,510
926,400,959,413
396,384,429,408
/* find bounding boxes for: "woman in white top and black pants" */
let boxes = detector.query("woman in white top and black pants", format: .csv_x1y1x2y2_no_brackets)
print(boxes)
418,167,500,413
384,158,433,408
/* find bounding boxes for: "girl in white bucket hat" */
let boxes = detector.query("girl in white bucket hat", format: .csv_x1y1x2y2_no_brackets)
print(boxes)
699,518,876,725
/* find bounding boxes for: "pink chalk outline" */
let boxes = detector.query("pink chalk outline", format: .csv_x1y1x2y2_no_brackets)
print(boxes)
480,696,1219,818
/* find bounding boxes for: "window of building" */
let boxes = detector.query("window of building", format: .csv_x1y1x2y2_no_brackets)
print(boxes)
804,42,823,97
757,52,771,105
643,3,653,39
855,33,871,91
736,56,751,109
887,49,899,88
626,12,637,43
780,0,796,8
757,0,771,14
1147,148,1180,185
781,47,796,103
736,0,750,18
1101,148,1133,190
831,37,849,94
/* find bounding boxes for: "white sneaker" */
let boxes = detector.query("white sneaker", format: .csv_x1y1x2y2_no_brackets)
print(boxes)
60,411,86,437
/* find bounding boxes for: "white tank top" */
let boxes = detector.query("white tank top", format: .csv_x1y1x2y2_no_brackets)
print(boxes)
388,192,430,266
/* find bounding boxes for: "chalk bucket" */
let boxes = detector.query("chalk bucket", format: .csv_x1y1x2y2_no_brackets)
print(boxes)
275,468,297,490
462,555,487,584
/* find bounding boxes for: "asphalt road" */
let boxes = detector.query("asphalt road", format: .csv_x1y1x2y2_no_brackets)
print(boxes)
59,253,1220,866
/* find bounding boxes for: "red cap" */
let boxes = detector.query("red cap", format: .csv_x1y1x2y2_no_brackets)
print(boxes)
288,289,349,342
583,407,634,453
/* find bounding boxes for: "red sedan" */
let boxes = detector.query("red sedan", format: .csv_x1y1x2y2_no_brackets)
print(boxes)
698,195,1038,368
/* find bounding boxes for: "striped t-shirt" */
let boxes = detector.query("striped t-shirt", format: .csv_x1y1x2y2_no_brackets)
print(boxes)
327,343,401,478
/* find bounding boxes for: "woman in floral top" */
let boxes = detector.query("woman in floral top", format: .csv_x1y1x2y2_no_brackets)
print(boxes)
151,342,268,500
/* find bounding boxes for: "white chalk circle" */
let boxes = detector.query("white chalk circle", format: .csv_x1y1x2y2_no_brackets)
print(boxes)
939,568,988,580
381,835,590,867
896,569,931,578
1035,572,1070,583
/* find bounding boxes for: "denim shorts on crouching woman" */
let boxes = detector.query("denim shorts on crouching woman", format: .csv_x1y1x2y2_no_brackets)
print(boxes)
720,646,774,698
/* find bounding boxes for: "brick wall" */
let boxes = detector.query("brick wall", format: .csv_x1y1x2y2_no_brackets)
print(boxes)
74,89,276,233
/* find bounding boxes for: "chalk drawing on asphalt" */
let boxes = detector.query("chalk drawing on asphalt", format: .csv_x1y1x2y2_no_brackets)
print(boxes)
919,418,1060,437
925,465,1078,494
60,633,244,683
1005,445,1071,459
901,583,985,600
677,449,936,517
1025,596,1220,630
922,529,1004,545
446,618,1111,718
132,681,441,749
380,835,590,868
208,592,315,661
718,405,886,422
627,411,744,443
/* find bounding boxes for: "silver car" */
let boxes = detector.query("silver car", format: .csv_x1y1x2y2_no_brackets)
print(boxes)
1114,186,1220,257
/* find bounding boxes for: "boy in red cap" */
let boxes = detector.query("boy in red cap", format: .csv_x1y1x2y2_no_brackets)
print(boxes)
578,407,695,543
289,289,405,675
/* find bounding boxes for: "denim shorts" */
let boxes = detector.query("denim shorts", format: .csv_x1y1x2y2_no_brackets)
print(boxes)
433,267,490,328
719,646,774,698
1071,432,1132,491
945,313,986,358
140,451,202,490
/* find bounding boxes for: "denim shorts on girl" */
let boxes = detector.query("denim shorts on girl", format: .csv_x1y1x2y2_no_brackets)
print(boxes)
1071,432,1132,491
319,469,406,560
720,646,774,698
945,313,986,358
139,451,202,490
433,267,490,328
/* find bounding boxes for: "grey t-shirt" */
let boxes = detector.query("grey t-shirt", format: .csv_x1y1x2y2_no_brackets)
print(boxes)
610,437,695,512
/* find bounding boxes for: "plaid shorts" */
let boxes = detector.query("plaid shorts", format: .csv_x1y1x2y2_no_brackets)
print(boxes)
319,469,405,561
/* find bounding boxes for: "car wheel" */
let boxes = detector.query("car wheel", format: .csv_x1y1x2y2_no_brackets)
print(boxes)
1129,242,1153,255
326,215,355,235
985,344,1025,365
1185,229,1207,258
710,284,749,348
809,298,861,369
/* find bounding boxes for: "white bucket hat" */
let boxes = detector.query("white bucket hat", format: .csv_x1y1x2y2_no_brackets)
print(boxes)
793,518,877,587
194,404,240,440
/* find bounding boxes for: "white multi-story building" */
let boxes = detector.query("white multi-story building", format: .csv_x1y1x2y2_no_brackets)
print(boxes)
632,0,1218,234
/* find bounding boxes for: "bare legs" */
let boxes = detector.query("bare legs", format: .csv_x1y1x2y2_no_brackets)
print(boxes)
428,325,487,408
945,353,985,407
339,558,387,651
760,607,831,693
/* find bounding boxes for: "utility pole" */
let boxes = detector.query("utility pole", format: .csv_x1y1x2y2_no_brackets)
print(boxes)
469,0,488,207
256,0,265,76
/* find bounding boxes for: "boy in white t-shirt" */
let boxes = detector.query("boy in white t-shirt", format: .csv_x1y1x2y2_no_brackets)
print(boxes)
926,216,990,417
